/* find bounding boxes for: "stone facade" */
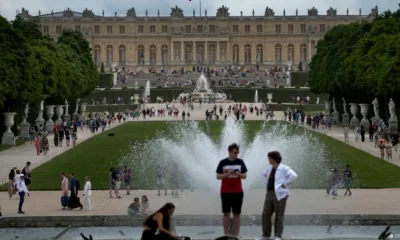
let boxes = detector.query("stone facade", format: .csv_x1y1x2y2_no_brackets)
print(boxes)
23,6,376,70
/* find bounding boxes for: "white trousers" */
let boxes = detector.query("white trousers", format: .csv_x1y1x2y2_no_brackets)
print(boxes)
83,194,92,210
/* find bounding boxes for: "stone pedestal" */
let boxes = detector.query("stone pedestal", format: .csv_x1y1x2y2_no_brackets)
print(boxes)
349,103,360,129
79,103,87,121
389,119,399,133
55,105,64,125
73,113,80,121
45,105,55,133
35,119,44,128
267,93,273,104
63,114,71,121
133,94,139,104
19,122,30,138
359,104,370,129
2,112,16,145
342,113,350,126
332,112,340,124
324,101,332,114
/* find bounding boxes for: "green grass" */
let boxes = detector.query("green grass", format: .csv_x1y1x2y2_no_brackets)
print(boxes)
2,121,400,191
0,138,29,152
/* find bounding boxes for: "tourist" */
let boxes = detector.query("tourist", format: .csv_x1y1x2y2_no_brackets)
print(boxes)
114,166,122,199
141,203,177,240
109,167,115,198
83,176,92,211
41,134,49,155
68,173,83,210
21,162,32,187
360,125,366,142
61,173,69,210
141,195,152,216
128,197,141,216
379,139,385,159
343,126,349,142
29,125,36,145
261,151,297,240
16,174,29,214
53,125,59,147
343,165,353,196
170,164,180,198
368,125,374,142
385,139,393,160
354,126,360,142
8,168,16,199
124,165,132,195
71,127,77,147
65,127,71,147
34,134,41,155
327,168,341,199
156,166,167,196
216,143,248,237
58,126,64,147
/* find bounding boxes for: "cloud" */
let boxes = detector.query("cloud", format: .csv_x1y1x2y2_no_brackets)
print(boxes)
0,0,398,20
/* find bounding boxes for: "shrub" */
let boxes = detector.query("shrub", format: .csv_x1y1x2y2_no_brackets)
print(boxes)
295,85,301,89
279,85,285,88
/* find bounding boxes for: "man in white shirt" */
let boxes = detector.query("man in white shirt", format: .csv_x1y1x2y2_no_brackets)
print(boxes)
262,151,297,240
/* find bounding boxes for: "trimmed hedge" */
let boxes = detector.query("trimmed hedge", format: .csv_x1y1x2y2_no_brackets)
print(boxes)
82,88,328,104
291,72,309,87
98,73,114,88
86,104,138,113
265,104,325,112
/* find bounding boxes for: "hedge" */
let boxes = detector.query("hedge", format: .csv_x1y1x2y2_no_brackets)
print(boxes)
98,73,114,88
291,72,309,87
86,104,138,113
82,88,328,104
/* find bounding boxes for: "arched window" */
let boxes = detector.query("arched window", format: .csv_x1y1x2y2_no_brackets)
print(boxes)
300,44,307,62
232,44,239,64
137,45,145,65
185,44,192,64
244,44,251,64
106,45,113,64
196,44,204,64
275,44,282,63
209,44,216,64
150,45,157,65
256,44,263,64
288,44,294,62
161,45,168,64
119,45,126,65
93,45,101,64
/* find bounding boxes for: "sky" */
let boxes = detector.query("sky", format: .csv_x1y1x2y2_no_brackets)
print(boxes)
0,0,398,19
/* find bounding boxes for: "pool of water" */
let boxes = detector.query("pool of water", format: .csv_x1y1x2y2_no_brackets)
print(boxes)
0,225,398,240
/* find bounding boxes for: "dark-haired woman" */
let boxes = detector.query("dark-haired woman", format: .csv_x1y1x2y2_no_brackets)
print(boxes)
8,168,16,199
141,202,177,240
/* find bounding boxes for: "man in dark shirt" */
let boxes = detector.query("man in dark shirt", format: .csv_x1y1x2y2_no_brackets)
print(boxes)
216,143,248,236
343,165,353,196
69,173,83,210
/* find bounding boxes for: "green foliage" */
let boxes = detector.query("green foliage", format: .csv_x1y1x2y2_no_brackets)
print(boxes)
309,7,400,103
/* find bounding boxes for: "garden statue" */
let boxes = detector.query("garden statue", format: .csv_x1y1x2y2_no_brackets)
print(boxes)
332,98,338,113
389,98,397,121
23,103,29,123
342,98,348,114
103,97,107,104
65,99,69,115
74,98,80,114
316,97,319,104
372,97,380,120
38,100,44,120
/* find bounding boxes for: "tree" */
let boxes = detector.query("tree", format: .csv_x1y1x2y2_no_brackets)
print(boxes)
101,62,105,73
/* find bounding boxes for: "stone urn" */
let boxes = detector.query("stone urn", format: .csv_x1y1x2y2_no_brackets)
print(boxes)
2,112,16,145
349,103,360,128
267,93,273,104
45,105,55,132
359,104,370,129
79,102,87,121
133,94,139,104
287,61,293,71
55,105,64,125
324,101,332,114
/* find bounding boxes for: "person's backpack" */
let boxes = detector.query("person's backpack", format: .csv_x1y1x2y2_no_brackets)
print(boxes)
76,179,80,190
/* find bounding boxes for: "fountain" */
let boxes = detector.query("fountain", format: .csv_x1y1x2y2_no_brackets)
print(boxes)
254,90,259,103
177,73,228,102
120,118,329,191
143,81,151,101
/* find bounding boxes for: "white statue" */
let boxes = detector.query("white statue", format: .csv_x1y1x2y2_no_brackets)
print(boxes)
65,99,69,115
74,99,80,114
103,97,107,104
23,103,29,123
316,97,320,104
342,98,348,114
332,97,338,113
372,97,379,119
37,100,44,120
389,98,397,121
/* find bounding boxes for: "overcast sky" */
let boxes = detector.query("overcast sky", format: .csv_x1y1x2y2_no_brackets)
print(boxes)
0,0,398,19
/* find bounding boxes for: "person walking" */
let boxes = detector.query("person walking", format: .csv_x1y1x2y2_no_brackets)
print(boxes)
21,162,32,187
261,151,297,240
330,168,341,199
83,176,92,211
16,174,29,214
8,168,16,199
343,165,353,196
68,173,83,210
61,173,69,210
360,125,365,142
216,143,248,237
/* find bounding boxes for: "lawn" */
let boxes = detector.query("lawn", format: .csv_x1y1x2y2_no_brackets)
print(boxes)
0,138,29,152
2,121,400,191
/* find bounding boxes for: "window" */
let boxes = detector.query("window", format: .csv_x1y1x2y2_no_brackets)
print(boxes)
232,44,239,64
162,25,168,33
288,24,294,33
138,25,144,33
150,25,156,33
43,26,49,33
320,24,326,33
56,26,62,34
185,25,191,33
119,45,126,64
75,25,81,32
301,24,306,33
197,25,203,33
209,25,216,33
244,44,251,64
107,25,112,34
275,25,281,33
300,44,307,62
119,25,125,34
288,44,294,61
233,25,239,33
94,25,100,34
245,25,250,33
93,45,101,64
275,44,282,62
257,25,262,33
256,44,263,63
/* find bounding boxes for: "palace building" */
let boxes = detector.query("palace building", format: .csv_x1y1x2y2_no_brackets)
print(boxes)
21,5,378,70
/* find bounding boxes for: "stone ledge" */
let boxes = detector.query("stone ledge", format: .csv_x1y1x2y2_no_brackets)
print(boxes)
1,214,400,228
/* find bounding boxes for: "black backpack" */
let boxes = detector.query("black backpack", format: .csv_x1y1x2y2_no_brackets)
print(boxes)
76,179,80,190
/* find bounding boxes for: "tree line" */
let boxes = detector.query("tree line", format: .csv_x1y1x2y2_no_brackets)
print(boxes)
0,15,98,126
